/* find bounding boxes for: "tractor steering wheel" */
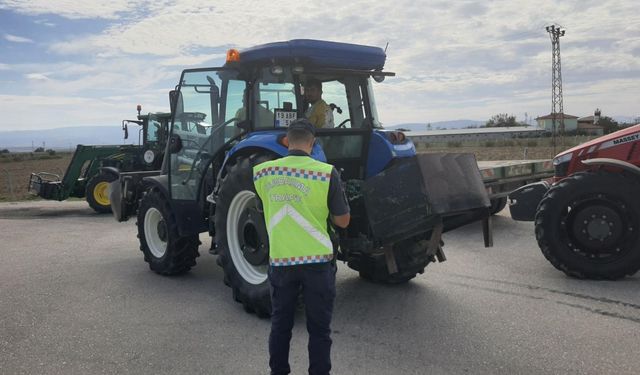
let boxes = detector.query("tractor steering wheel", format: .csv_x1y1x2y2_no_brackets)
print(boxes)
337,119,351,129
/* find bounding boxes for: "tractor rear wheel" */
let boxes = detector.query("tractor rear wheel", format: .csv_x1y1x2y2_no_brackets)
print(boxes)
535,171,640,279
86,173,116,213
215,154,275,317
137,188,200,275
354,238,431,284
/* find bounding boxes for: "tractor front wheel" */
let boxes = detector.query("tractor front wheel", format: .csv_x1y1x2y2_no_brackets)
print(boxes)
535,171,640,279
86,173,116,213
137,188,200,275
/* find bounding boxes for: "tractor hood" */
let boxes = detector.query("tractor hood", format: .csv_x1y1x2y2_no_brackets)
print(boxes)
555,124,640,159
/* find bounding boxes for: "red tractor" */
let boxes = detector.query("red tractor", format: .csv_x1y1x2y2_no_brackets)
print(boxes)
510,124,640,279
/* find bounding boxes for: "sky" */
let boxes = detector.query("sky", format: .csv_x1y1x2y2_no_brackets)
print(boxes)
0,0,639,131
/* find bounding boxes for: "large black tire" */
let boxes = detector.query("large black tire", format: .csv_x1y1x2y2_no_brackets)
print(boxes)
535,171,640,279
489,197,508,215
86,173,116,213
354,238,431,284
215,154,275,317
137,188,200,275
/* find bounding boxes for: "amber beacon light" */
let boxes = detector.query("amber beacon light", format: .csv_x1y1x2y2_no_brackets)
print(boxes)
226,49,240,63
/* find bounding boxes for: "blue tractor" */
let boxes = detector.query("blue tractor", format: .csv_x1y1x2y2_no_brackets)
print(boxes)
111,40,490,317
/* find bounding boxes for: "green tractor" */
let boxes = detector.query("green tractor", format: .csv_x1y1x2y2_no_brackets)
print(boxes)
28,107,171,213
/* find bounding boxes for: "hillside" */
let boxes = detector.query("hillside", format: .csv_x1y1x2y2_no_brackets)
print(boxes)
387,119,484,131
0,126,135,152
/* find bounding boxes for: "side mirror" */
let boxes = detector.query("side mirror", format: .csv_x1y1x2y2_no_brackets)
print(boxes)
169,89,183,115
168,134,183,154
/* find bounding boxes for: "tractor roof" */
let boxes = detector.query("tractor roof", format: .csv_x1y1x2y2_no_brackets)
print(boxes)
236,39,387,71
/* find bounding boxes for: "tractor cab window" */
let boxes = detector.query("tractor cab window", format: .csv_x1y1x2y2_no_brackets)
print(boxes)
296,76,375,179
254,82,296,129
297,76,369,129
147,120,160,142
146,117,165,143
169,69,244,200
366,78,383,128
316,80,349,128
226,79,247,138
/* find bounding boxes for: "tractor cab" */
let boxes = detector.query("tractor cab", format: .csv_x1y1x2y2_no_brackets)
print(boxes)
118,108,171,171
166,40,410,205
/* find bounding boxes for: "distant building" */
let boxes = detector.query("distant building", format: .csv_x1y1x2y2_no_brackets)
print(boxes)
405,126,545,145
577,115,604,135
535,113,579,133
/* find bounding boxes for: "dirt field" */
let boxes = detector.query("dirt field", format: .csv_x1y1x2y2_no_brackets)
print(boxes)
0,153,73,202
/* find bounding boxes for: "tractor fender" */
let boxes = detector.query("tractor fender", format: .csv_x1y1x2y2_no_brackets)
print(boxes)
99,166,121,179
217,146,286,185
139,174,206,237
141,174,170,199
581,158,640,176
218,131,326,181
367,130,416,178
226,131,289,161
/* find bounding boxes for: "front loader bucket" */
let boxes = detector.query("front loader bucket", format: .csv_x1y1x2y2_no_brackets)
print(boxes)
28,172,64,200
362,153,490,244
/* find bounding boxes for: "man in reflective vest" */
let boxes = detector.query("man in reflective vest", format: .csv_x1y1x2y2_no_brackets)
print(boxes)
253,119,350,375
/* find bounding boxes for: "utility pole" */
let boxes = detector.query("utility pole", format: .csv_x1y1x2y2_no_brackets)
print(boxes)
546,24,566,153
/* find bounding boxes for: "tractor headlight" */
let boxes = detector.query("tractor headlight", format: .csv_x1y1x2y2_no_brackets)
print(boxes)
385,131,407,145
552,152,572,177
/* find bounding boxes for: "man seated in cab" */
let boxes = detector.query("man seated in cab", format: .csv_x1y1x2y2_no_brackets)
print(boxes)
304,78,334,129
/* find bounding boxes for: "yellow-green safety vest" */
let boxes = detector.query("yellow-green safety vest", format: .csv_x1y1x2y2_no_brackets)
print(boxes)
253,155,333,266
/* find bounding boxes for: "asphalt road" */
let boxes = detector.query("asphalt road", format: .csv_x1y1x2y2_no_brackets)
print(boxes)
1,201,639,375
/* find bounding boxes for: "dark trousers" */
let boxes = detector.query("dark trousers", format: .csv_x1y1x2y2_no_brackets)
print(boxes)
268,262,336,375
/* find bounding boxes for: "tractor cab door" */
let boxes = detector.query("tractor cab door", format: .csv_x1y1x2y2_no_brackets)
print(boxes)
296,75,377,180
142,113,169,170
167,68,246,234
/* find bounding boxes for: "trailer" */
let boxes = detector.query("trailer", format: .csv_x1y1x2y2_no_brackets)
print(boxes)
477,159,554,214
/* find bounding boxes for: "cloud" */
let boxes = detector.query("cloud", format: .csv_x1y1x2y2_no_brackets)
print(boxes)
158,53,226,67
0,93,169,130
4,33,34,43
2,0,640,129
25,73,50,81
0,0,139,19
33,19,56,27
456,2,488,17
0,63,10,70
